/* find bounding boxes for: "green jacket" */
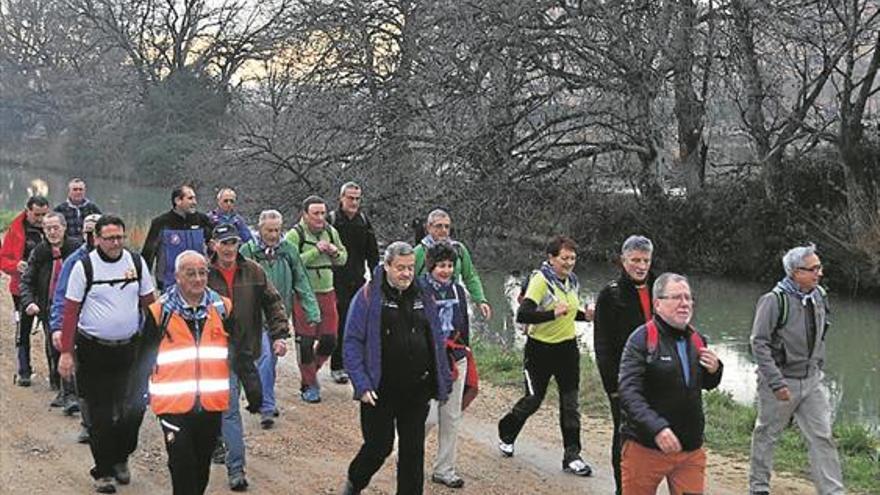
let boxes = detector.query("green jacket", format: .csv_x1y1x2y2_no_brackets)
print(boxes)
414,239,487,304
240,238,320,324
284,219,348,293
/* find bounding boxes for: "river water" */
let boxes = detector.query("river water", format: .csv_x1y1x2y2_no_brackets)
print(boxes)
3,163,878,430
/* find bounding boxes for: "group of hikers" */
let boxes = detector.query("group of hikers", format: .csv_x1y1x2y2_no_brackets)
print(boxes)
0,177,846,495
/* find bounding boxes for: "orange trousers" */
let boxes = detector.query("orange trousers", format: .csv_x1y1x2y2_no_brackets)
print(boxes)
621,440,706,495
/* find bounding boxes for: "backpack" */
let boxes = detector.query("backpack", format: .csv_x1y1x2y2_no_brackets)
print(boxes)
80,248,145,302
645,319,705,355
771,285,829,331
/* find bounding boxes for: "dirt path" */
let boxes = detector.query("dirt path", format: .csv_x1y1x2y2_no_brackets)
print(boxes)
0,279,814,494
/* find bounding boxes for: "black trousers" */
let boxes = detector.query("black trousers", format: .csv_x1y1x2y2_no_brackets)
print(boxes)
37,315,70,392
12,294,36,377
347,394,430,495
330,284,358,371
498,337,582,462
608,393,623,495
159,412,222,495
75,334,145,479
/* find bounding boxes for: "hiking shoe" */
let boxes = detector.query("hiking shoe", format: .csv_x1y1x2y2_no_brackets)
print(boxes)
431,474,465,488
212,440,227,464
229,472,249,491
15,375,31,387
331,369,349,384
498,440,515,457
563,458,593,477
300,386,321,404
112,461,130,485
94,476,116,493
77,426,90,444
50,390,65,407
62,396,80,416
260,414,275,430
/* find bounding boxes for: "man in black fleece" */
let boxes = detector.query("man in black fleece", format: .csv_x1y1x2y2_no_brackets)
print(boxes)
618,272,723,494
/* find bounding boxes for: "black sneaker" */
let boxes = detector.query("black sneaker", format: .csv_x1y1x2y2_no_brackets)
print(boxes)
260,415,275,430
112,461,131,485
212,440,227,464
94,476,116,493
229,472,249,491
50,390,65,407
77,427,90,444
15,375,31,387
62,396,80,416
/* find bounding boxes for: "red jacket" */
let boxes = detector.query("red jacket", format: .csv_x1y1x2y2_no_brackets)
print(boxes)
0,211,28,295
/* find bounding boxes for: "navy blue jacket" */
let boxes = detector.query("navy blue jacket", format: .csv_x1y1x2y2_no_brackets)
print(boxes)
619,316,723,452
343,265,452,402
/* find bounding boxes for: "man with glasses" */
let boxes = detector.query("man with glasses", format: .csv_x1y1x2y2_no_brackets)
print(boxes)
1,195,50,387
58,215,155,493
618,272,722,495
413,209,491,321
748,244,844,495
54,178,102,242
142,184,214,292
20,212,79,408
208,188,253,243
207,223,289,491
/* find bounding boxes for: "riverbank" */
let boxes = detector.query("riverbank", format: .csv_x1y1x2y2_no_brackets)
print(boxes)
473,338,880,494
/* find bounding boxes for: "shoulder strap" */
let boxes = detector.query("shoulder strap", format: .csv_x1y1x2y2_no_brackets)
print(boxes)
81,254,94,301
771,287,788,331
294,224,306,252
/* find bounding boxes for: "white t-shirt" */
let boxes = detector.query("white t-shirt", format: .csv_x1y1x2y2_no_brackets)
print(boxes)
66,249,154,340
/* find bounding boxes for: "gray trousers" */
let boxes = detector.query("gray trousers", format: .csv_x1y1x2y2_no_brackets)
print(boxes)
749,372,845,495
425,357,467,481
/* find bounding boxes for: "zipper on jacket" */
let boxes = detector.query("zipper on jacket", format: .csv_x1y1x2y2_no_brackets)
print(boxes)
193,318,203,413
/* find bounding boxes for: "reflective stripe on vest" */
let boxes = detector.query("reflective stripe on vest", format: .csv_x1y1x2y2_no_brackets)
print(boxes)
147,297,232,415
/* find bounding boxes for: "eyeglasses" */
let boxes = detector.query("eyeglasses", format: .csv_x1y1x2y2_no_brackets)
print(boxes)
181,269,209,278
797,264,823,273
656,293,694,303
222,199,236,204
100,235,126,243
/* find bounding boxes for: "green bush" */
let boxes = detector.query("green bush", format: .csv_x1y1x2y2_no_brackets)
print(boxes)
0,209,18,232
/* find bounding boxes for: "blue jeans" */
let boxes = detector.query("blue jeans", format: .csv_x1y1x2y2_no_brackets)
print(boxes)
257,329,277,416
222,372,246,476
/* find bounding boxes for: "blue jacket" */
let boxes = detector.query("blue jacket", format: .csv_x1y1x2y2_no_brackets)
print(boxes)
50,244,90,333
343,265,452,402
208,210,253,243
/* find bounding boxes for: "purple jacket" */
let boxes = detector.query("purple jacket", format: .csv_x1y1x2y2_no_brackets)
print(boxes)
343,265,452,402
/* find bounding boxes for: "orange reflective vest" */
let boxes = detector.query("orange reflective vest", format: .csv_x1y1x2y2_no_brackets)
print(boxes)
147,296,232,415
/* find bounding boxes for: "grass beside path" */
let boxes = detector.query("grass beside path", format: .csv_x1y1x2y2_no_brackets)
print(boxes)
472,339,880,494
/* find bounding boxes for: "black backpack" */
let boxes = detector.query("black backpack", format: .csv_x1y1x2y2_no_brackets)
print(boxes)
80,248,146,301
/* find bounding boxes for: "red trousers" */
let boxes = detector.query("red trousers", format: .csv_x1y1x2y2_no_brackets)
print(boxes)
621,440,706,495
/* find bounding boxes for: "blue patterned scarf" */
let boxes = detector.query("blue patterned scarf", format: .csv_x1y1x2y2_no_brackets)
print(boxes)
539,261,578,295
161,284,213,321
426,274,459,336
776,276,816,307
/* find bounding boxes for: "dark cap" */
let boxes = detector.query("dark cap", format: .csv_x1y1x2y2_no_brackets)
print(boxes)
212,223,241,242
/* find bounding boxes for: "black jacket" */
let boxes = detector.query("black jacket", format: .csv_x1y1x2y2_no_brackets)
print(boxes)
20,238,80,318
329,209,379,295
618,316,723,452
594,272,656,396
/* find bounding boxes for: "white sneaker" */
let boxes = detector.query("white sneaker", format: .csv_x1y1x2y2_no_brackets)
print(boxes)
498,440,515,457
563,458,593,477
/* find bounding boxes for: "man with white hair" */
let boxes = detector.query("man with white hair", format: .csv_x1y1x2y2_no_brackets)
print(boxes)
54,178,102,242
208,187,253,243
240,209,319,428
748,244,844,495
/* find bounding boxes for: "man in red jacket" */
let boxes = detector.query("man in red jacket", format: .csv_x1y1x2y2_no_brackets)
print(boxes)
0,195,50,386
